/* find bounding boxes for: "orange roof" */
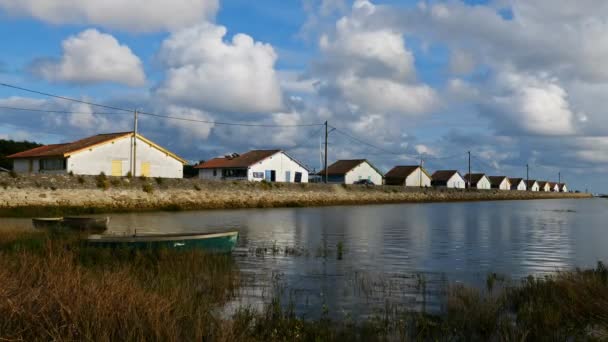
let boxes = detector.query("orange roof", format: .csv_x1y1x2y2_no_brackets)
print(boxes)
195,150,281,169
7,132,187,164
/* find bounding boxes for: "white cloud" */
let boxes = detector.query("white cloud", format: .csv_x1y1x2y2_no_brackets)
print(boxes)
278,71,316,94
165,105,215,141
157,23,283,114
33,29,145,86
314,0,437,116
486,71,576,135
0,0,218,32
449,50,475,75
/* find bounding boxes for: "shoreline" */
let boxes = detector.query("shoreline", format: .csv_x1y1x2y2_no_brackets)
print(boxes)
0,174,591,217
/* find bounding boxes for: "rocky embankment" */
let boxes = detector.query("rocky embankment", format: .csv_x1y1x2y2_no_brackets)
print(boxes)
0,173,592,217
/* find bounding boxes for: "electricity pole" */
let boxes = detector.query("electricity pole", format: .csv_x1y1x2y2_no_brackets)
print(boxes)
324,121,328,184
526,164,529,191
133,109,138,176
467,151,471,189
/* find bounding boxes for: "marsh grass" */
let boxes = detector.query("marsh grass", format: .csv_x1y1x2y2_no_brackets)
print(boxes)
0,230,607,341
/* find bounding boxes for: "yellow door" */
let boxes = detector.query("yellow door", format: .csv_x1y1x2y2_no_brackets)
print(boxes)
141,162,150,177
111,160,122,176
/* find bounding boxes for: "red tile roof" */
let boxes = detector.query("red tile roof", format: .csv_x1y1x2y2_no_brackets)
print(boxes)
195,150,281,169
7,132,133,158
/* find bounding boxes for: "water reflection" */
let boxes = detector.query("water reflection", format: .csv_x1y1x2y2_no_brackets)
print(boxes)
3,198,607,318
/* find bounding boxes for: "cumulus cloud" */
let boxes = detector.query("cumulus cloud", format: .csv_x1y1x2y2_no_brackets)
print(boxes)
157,23,283,114
31,29,146,86
314,0,437,116
0,0,218,32
164,105,215,141
483,71,577,136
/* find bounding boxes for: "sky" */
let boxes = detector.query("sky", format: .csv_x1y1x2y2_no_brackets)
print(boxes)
0,0,605,192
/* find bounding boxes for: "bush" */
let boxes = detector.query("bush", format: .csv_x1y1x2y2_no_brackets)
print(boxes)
142,183,154,193
139,175,147,181
68,171,74,176
8,170,18,178
110,178,121,187
155,177,163,185
0,181,7,189
193,184,201,191
96,178,109,191
126,171,132,179
77,176,85,184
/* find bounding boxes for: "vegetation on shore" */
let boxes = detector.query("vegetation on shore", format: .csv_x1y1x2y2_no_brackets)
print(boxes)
0,229,607,341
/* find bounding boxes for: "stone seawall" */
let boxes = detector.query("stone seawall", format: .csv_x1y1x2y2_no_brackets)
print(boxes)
0,174,592,217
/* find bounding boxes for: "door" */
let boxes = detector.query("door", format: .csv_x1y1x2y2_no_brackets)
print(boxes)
285,171,291,183
141,162,151,177
28,160,33,173
270,170,276,182
294,172,302,183
111,160,122,176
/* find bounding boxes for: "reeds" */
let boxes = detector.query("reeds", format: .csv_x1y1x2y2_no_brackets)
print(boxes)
0,230,607,341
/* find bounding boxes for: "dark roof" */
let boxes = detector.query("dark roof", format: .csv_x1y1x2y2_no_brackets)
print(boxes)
526,180,538,187
464,173,487,184
195,150,281,169
385,166,430,179
8,132,132,158
431,170,461,182
538,181,548,187
509,178,524,184
318,159,383,176
488,176,509,187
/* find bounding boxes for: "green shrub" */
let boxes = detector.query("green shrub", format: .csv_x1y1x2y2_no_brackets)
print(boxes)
68,171,74,176
96,178,109,190
77,176,85,184
126,171,133,178
193,184,201,191
142,183,154,193
110,178,121,187
155,177,163,185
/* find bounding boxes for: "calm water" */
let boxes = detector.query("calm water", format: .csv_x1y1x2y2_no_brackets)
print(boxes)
6,198,608,318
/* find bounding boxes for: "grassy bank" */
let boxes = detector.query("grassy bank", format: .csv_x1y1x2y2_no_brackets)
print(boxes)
0,230,607,341
0,173,592,217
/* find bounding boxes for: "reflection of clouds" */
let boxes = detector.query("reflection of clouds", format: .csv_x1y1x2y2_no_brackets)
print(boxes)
100,199,605,318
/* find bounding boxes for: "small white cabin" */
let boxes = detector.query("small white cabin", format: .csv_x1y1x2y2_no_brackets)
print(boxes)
319,159,383,185
385,166,431,187
489,176,511,190
196,150,308,183
538,181,551,192
559,183,568,192
8,132,186,178
464,174,492,190
526,180,540,192
549,182,560,192
431,170,466,189
509,178,527,191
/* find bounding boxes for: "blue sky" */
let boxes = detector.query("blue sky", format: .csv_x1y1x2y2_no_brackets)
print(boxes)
0,0,606,192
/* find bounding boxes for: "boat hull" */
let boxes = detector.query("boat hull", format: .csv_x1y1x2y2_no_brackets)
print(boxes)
86,231,239,253
62,217,109,233
32,218,63,229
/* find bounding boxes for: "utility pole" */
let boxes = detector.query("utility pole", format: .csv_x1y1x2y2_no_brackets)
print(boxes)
133,109,138,176
558,171,561,185
324,121,328,184
467,151,471,189
526,164,529,191
419,157,423,188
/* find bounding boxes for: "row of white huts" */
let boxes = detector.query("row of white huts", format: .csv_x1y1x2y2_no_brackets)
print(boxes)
6,131,567,192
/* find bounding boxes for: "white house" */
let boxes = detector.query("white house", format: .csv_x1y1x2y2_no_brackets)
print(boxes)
464,174,492,190
431,170,466,189
8,132,186,178
538,181,551,192
509,178,527,191
549,182,560,192
489,176,511,190
384,166,431,187
526,180,540,192
318,159,383,185
559,183,568,192
195,150,308,183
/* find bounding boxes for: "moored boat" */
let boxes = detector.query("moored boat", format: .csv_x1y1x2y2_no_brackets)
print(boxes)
32,217,63,229
62,217,110,233
86,231,239,253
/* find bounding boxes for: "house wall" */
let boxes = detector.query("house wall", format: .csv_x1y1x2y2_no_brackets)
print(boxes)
344,162,383,185
499,179,511,190
198,169,223,180
13,158,66,174
68,136,183,178
404,168,432,187
516,181,527,191
540,184,551,192
561,185,568,192
447,174,466,189
530,183,539,191
248,152,309,183
476,177,492,190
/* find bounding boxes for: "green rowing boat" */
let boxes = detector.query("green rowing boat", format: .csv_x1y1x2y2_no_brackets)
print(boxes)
86,231,239,253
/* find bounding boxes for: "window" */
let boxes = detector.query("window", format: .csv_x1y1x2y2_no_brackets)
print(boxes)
252,172,264,179
222,169,247,178
213,169,217,177
40,159,65,171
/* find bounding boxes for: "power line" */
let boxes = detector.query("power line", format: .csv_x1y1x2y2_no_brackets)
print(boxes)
0,82,133,113
0,105,129,116
330,126,410,156
284,125,325,152
0,82,325,128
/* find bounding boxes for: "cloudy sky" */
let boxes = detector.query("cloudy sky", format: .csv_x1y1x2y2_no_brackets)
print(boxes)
0,0,605,192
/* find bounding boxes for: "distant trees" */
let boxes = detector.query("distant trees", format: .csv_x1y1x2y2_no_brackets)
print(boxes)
0,139,42,170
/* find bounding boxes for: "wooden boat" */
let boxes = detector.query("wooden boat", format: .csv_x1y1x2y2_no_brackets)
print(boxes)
32,216,109,233
62,216,110,233
32,217,63,229
86,231,239,253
